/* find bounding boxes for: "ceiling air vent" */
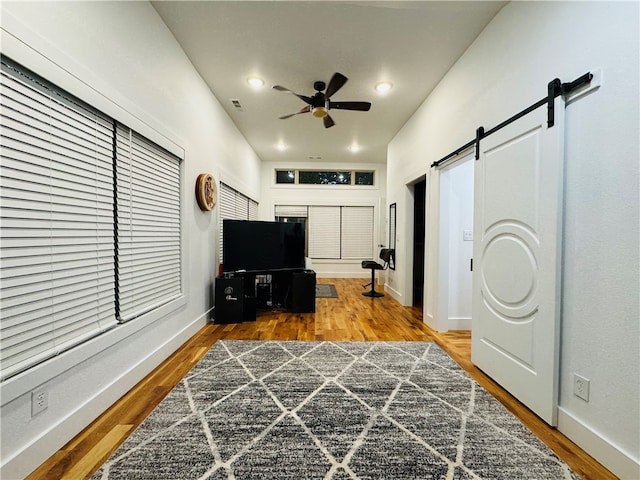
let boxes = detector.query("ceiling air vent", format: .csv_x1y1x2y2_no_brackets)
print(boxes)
230,99,244,112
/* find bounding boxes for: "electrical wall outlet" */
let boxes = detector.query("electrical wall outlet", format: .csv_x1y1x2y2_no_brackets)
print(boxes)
573,374,590,402
31,387,49,417
463,230,473,241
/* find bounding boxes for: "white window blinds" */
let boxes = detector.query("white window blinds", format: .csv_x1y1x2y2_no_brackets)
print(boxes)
0,59,117,380
274,205,309,217
115,126,181,322
341,206,374,259
305,205,374,260
308,206,341,259
248,198,259,220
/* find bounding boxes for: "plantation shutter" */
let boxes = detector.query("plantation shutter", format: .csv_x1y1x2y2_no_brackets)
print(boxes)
0,59,117,380
115,125,181,322
308,206,341,259
341,206,374,259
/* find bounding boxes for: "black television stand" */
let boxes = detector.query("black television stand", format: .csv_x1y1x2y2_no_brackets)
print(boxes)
214,269,316,324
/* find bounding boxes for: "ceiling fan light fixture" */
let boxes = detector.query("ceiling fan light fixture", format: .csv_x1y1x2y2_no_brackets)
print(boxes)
312,106,329,118
247,76,265,89
375,81,393,94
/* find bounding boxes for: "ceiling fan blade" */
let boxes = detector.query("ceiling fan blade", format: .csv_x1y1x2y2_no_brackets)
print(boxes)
279,105,311,119
273,85,313,105
325,72,348,98
323,115,335,128
329,101,371,111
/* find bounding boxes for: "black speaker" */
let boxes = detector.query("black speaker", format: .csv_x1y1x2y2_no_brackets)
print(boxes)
215,277,255,323
290,270,316,313
256,282,271,307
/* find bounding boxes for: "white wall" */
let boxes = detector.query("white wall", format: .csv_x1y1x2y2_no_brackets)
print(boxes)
0,2,261,479
387,2,639,478
259,161,387,278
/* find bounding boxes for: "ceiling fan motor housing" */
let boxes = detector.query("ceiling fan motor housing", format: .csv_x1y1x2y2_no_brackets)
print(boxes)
311,88,329,117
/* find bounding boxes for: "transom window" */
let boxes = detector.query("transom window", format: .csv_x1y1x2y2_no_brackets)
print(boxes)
275,169,374,186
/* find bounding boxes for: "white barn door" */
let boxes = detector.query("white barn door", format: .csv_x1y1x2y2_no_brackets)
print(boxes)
471,97,565,425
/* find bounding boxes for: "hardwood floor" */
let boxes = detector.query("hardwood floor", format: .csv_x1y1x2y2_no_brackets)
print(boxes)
27,278,617,480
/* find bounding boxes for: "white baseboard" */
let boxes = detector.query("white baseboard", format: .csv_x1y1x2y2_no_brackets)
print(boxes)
424,312,437,330
384,283,403,303
446,317,472,330
1,311,208,480
558,407,640,479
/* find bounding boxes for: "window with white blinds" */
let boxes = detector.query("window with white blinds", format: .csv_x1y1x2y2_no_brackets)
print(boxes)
248,198,259,220
305,205,374,260
274,205,309,218
341,206,374,259
0,58,117,380
218,182,258,267
308,206,341,259
0,57,183,381
115,126,181,322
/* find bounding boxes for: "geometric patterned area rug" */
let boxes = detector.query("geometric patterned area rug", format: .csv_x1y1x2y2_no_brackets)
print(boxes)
92,341,579,480
316,284,338,298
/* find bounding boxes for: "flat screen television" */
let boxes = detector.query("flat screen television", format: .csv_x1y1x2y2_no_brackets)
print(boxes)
222,219,305,273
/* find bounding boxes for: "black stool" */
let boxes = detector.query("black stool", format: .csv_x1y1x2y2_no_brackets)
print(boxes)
361,248,394,297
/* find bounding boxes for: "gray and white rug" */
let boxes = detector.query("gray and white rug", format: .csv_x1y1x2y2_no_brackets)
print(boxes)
316,284,338,298
92,341,579,479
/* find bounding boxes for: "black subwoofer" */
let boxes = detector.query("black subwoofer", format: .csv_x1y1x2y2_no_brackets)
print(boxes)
290,270,316,313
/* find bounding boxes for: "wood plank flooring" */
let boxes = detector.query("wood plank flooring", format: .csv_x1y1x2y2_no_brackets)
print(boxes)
26,278,617,480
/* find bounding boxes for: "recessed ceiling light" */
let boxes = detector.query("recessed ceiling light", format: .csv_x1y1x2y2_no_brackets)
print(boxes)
247,76,265,89
375,81,393,94
276,142,287,151
348,144,361,153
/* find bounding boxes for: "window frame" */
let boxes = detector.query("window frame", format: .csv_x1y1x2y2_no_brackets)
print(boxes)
275,169,375,186
275,204,375,261
0,55,186,383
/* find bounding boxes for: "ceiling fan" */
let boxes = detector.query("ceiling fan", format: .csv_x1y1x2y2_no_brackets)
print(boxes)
273,72,371,128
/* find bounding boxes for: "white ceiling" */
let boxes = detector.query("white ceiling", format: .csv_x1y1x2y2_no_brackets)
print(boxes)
152,1,506,165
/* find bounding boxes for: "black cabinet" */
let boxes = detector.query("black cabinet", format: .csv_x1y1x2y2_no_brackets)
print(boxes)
215,269,315,323
214,277,255,323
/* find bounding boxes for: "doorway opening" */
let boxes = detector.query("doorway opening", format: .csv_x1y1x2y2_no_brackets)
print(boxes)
412,179,426,307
